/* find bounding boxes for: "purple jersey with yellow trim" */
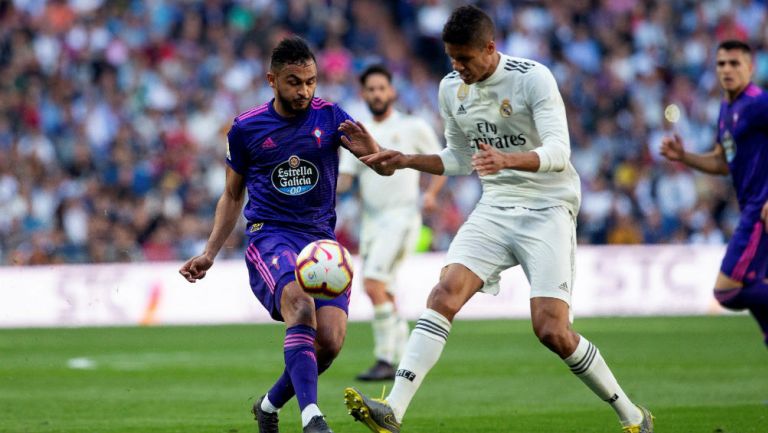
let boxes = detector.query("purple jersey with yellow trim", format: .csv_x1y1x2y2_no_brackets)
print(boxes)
716,82,768,210
226,97,354,234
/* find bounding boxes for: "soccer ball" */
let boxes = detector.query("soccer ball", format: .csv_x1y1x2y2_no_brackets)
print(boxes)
295,239,354,299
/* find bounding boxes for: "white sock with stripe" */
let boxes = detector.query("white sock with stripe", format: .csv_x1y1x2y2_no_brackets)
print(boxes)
565,335,642,426
386,309,451,422
372,302,398,364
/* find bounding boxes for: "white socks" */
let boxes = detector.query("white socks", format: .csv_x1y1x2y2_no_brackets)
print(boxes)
372,302,407,364
260,394,279,413
265,395,323,427
386,309,451,422
300,404,322,427
564,336,642,426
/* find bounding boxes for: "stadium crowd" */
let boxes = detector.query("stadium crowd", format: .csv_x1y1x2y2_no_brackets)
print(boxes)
1,0,767,265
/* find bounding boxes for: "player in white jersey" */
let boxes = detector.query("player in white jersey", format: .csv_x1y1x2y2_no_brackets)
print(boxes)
338,64,446,381
343,5,653,433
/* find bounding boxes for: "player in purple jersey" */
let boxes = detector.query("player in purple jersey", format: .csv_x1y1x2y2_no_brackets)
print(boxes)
661,40,768,347
179,36,384,433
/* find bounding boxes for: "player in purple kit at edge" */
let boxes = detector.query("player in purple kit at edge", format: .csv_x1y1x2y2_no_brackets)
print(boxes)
179,36,384,433
661,40,768,346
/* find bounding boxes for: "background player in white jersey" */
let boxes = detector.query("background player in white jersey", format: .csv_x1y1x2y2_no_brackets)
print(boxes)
337,65,446,381
343,5,653,433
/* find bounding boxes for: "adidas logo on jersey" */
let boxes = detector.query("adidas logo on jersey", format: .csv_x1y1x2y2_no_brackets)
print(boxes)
262,137,276,149
456,105,467,115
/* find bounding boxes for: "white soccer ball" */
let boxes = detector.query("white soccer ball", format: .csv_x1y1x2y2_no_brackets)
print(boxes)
295,240,354,299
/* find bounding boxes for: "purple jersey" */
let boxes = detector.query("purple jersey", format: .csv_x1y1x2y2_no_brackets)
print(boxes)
716,82,768,210
226,97,354,234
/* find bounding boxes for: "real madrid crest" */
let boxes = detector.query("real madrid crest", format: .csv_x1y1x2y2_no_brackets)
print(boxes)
500,99,513,117
457,84,469,101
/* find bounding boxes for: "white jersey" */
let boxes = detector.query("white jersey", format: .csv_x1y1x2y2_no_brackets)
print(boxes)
340,110,442,213
438,53,581,215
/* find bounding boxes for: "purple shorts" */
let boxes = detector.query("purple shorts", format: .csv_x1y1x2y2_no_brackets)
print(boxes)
244,225,351,322
720,205,768,284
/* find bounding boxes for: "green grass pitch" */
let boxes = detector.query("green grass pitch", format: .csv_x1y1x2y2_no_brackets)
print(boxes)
1,316,766,433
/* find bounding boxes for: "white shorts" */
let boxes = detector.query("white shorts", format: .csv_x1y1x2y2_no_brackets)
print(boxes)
360,209,421,286
445,204,576,305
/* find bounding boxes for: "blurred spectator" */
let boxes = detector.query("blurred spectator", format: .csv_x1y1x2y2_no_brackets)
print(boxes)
1,0,763,265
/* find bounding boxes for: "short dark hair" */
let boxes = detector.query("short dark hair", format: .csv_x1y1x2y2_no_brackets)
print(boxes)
442,5,495,47
270,36,316,71
717,40,752,55
359,64,392,86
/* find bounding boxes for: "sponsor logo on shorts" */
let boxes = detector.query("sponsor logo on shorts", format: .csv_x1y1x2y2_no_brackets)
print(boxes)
396,369,416,381
271,155,319,195
250,222,264,232
558,282,569,292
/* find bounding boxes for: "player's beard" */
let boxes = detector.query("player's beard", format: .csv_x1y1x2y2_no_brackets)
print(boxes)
278,92,313,116
367,98,392,117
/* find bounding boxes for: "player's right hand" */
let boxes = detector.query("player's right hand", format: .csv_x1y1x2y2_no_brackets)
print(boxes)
660,134,685,162
179,254,214,283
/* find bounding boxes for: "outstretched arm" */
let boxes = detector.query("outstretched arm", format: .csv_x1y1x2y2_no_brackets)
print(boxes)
660,134,729,175
179,166,246,282
360,151,446,175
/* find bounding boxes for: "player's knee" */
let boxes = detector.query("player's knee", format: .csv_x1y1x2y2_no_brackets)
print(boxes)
363,278,389,303
283,295,315,325
426,283,462,320
533,323,572,356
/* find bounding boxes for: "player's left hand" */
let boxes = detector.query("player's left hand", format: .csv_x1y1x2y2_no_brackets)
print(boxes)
339,120,379,157
179,254,214,283
472,142,507,176
762,200,768,233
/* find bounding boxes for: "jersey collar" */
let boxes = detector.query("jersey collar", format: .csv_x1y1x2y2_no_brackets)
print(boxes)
268,98,311,122
475,52,506,88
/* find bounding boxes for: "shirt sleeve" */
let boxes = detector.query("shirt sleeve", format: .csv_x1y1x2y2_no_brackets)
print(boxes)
437,81,474,176
525,65,571,173
333,104,355,149
225,119,249,175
